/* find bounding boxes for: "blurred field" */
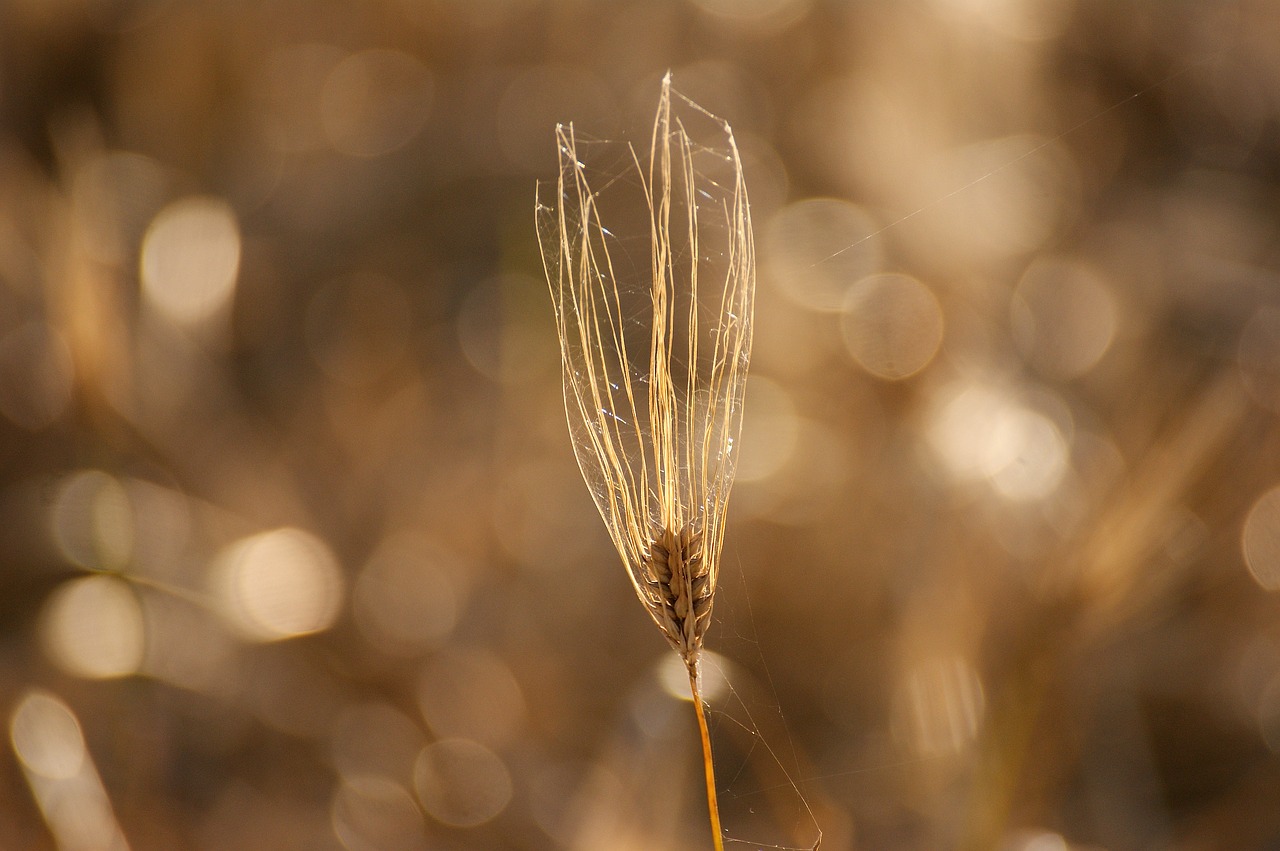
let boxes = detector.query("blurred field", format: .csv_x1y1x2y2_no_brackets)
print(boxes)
2,1,1280,849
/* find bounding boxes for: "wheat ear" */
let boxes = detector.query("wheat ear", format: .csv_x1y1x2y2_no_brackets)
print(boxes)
536,73,754,850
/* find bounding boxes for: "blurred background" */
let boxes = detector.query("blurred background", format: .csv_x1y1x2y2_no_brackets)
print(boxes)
2,0,1280,849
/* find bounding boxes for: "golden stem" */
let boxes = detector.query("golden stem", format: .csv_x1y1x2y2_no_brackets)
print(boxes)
690,667,725,851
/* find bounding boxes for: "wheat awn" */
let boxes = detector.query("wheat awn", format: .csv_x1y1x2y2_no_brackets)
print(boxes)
536,73,754,851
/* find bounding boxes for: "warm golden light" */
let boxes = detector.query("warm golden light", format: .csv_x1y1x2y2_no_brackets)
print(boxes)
1003,831,1070,851
10,691,86,781
51,470,134,572
352,532,460,657
927,382,1069,501
934,0,1074,41
138,592,238,697
330,775,425,851
212,528,344,642
1243,485,1280,591
659,650,730,704
899,656,985,756
10,691,131,851
42,575,145,679
1012,257,1118,380
736,376,800,482
417,647,525,747
841,273,945,380
928,135,1074,262
764,198,882,312
140,197,241,326
413,738,512,828
689,0,812,29
0,2,1272,847
320,49,433,158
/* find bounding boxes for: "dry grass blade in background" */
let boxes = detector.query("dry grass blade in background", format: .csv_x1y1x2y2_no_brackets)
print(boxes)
536,73,755,850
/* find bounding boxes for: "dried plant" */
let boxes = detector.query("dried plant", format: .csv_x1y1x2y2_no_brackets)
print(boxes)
536,73,754,850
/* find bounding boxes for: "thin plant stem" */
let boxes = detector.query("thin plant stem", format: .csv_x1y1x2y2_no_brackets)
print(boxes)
539,75,753,848
690,669,725,851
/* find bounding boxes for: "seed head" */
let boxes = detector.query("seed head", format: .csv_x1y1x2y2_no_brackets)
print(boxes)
536,73,754,668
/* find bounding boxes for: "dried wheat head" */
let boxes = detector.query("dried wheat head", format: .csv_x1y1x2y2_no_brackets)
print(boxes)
536,73,754,676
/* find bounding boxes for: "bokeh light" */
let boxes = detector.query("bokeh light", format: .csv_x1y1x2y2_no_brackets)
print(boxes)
658,650,730,704
927,382,1070,501
764,198,882,312
413,738,512,828
51,470,134,572
10,691,129,851
2,3,1279,849
321,49,433,158
689,0,812,31
933,0,1075,42
841,273,944,380
1003,831,1070,851
1243,485,1280,591
10,691,86,781
331,774,426,851
1012,257,1118,380
925,135,1077,263
897,655,985,756
41,575,145,679
140,196,241,327
212,528,344,642
417,647,525,746
735,376,800,482
138,591,238,695
352,533,461,656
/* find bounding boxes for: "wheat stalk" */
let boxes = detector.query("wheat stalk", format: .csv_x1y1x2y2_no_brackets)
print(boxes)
536,73,754,850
